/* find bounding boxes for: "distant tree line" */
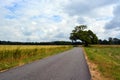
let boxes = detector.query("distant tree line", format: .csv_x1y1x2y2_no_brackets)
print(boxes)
0,41,81,45
0,37,120,45
99,37,120,45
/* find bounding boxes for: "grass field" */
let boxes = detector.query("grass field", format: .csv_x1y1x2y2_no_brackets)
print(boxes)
84,45,120,80
0,45,72,71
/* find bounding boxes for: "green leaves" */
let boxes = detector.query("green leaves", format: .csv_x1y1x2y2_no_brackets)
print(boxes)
70,25,98,46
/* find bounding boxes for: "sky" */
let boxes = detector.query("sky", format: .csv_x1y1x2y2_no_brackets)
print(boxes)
0,0,120,42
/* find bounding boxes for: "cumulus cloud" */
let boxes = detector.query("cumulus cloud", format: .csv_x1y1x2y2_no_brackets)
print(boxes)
105,3,120,38
105,4,120,30
64,0,118,16
0,0,119,41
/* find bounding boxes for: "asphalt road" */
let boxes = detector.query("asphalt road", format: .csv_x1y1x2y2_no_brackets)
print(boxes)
0,47,91,80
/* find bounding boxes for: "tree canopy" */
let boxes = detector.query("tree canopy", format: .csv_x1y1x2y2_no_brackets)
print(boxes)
70,25,98,46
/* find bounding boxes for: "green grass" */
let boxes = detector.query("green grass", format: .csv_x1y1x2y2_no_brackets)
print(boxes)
0,45,73,71
84,45,120,80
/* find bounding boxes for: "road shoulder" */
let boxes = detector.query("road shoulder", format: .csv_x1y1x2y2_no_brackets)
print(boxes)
82,47,105,80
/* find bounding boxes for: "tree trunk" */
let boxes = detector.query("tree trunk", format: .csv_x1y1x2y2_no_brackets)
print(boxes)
84,42,89,47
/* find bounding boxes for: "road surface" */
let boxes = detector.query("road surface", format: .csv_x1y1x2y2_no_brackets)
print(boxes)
0,47,91,80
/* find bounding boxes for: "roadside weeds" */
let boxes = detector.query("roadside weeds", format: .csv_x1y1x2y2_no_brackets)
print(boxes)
82,47,107,80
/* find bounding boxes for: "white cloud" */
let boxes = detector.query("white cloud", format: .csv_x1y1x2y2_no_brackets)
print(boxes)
31,21,37,25
105,3,120,29
64,0,118,16
0,0,119,42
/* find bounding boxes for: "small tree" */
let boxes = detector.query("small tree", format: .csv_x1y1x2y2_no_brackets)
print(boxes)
69,25,98,46
108,37,113,45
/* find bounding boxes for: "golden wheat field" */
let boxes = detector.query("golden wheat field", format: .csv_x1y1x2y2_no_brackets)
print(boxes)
0,45,72,71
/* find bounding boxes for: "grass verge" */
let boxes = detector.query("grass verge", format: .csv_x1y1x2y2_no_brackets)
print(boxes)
84,45,120,80
0,45,73,71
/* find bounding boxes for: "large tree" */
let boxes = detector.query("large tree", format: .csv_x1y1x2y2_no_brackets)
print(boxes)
70,25,98,46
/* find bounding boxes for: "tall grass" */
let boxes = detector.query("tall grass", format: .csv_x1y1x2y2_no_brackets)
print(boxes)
84,45,120,80
0,45,72,71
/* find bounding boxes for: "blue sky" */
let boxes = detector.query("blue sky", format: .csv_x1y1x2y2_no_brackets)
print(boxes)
0,0,120,42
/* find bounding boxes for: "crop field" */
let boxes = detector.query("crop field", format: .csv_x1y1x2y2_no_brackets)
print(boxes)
0,45,72,71
84,45,120,80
